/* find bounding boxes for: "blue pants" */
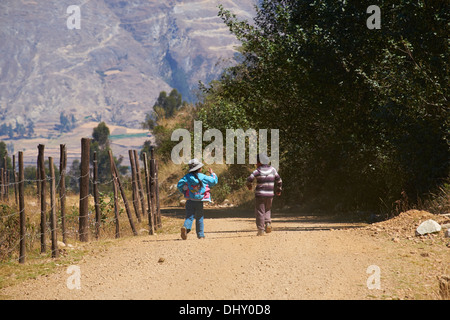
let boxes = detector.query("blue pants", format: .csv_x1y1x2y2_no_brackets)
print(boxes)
183,200,205,238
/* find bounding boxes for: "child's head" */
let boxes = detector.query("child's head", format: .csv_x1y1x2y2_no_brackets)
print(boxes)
257,153,269,166
188,158,203,173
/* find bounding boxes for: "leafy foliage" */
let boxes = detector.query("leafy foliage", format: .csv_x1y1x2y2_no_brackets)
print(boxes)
198,0,449,212
142,89,186,130
90,122,127,186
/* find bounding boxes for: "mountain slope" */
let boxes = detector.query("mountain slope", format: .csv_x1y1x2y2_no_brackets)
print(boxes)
0,0,256,132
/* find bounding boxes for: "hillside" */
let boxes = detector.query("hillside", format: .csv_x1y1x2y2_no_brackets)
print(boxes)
0,0,256,133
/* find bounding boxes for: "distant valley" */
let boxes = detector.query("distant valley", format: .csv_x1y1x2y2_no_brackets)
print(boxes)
0,0,256,164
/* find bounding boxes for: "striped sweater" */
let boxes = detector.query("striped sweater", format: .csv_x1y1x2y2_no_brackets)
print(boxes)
246,165,282,197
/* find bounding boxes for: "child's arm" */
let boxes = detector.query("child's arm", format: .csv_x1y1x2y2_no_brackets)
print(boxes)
246,170,259,190
203,168,218,187
274,169,282,196
177,175,188,194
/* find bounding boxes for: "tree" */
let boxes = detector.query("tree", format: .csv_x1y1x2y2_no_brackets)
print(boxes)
56,112,76,133
68,159,80,192
92,122,110,149
90,122,127,185
142,89,186,130
26,120,34,137
0,142,11,170
199,1,449,211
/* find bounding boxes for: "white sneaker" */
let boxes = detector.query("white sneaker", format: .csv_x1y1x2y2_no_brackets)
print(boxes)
265,223,272,234
257,229,265,236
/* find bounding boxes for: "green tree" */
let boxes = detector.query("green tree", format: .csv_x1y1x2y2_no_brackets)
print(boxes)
68,159,80,192
142,89,186,130
199,1,449,212
90,122,127,185
92,122,110,149
0,142,11,170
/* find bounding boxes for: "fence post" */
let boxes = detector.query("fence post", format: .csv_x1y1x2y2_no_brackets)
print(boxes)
59,144,67,244
38,144,46,253
109,150,137,236
79,138,90,242
5,167,9,202
0,168,3,202
49,157,59,258
134,150,146,219
155,160,161,228
36,157,40,200
112,164,120,239
143,152,154,235
149,148,156,229
3,155,7,201
149,147,161,229
18,151,25,264
128,150,141,222
93,151,101,239
13,154,18,205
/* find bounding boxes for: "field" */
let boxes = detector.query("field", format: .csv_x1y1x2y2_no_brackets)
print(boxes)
2,121,153,167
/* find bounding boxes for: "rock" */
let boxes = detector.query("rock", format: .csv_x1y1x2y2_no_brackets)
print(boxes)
179,199,186,207
415,219,442,236
57,241,66,248
158,257,165,263
139,228,149,234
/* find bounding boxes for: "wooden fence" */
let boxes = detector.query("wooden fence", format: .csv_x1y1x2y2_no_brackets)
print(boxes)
1,138,161,264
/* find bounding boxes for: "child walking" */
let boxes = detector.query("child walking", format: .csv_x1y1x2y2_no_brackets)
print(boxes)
177,158,218,239
246,153,282,236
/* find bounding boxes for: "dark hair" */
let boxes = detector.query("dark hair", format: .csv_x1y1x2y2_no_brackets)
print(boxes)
192,169,203,187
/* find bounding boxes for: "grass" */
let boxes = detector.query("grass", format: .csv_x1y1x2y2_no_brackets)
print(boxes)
0,245,87,297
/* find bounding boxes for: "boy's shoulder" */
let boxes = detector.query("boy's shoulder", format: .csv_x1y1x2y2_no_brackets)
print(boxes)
257,164,276,172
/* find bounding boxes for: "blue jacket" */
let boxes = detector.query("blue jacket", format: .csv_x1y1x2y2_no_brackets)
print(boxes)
177,172,218,202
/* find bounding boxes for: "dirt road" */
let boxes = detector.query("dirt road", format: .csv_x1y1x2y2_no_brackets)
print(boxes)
1,208,448,300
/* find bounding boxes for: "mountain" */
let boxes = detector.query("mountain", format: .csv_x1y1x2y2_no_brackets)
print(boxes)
0,0,256,134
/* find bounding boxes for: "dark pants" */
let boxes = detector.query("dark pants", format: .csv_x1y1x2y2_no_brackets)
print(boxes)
255,197,273,230
183,200,205,238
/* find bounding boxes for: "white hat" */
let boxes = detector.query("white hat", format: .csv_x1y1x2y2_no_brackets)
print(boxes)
188,158,204,172
257,153,270,164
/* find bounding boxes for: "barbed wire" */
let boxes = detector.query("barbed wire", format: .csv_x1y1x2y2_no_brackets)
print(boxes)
0,160,160,261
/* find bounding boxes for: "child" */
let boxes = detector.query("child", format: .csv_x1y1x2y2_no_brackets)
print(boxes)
177,158,218,239
246,153,282,236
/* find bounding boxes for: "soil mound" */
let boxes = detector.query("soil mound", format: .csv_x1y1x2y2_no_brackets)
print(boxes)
368,210,449,239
